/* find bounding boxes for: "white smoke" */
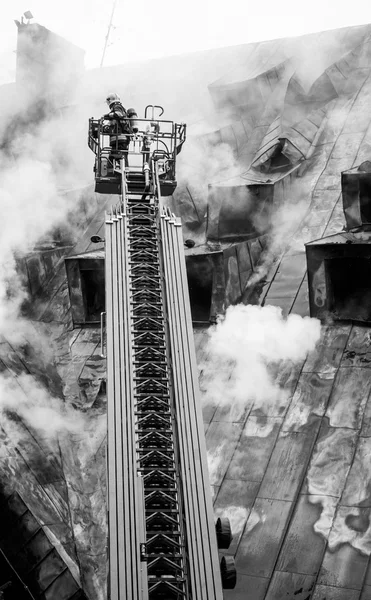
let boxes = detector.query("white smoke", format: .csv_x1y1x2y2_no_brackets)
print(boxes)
204,304,321,488
0,372,88,440
0,153,92,344
244,189,309,292
202,304,321,411
178,136,241,191
0,28,99,437
174,133,243,235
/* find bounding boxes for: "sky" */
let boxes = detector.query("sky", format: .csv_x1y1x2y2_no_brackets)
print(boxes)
1,0,371,84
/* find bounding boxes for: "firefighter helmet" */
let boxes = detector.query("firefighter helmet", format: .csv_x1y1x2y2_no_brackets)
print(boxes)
106,92,120,107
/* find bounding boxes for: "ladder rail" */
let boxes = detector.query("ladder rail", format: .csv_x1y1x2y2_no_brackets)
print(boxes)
105,145,223,600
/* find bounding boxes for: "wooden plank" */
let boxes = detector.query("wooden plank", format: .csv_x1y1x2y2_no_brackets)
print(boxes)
41,279,71,323
316,158,349,191
341,326,371,368
361,395,371,437
214,479,259,555
310,189,341,217
0,346,29,377
311,585,360,600
19,445,64,486
341,438,371,506
202,401,218,425
315,95,350,145
364,560,371,586
213,398,252,423
287,225,325,255
250,360,302,418
271,360,303,398
0,428,17,460
62,355,87,406
199,357,219,424
265,571,316,600
276,493,337,575
206,422,244,486
323,203,346,236
326,504,371,571
226,417,282,482
73,328,101,344
259,425,320,501
266,253,307,300
223,573,269,600
235,498,292,578
78,346,106,408
31,268,66,321
292,142,332,194
318,541,368,590
70,326,99,358
8,336,64,400
262,296,294,319
265,278,303,299
326,368,371,429
236,242,252,273
343,102,371,136
303,325,351,374
277,253,310,279
283,372,335,432
290,277,309,318
305,207,334,228
304,424,357,497
332,132,366,160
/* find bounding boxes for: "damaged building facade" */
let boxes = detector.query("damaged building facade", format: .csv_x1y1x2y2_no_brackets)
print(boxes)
2,15,371,600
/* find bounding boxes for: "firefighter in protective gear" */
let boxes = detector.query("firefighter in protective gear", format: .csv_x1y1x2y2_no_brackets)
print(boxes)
103,93,132,164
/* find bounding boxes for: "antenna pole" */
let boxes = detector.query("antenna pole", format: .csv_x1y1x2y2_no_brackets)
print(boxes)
100,0,117,68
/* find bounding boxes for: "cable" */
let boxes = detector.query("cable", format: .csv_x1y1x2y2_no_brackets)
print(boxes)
100,0,118,68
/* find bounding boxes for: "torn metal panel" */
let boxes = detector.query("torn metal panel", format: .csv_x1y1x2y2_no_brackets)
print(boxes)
251,106,326,171
207,183,273,241
208,58,290,112
207,165,299,242
250,116,281,168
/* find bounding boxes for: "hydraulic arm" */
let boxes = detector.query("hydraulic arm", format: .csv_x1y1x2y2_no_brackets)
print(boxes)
89,106,236,599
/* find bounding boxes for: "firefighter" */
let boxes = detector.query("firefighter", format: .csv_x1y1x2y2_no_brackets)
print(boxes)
103,92,132,165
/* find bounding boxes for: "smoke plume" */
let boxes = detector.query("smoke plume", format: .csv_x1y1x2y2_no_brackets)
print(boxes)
245,188,309,292
174,133,243,230
0,26,99,441
201,303,321,411
0,372,88,440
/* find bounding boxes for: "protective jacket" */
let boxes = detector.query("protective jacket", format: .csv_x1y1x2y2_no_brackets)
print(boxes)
104,101,132,135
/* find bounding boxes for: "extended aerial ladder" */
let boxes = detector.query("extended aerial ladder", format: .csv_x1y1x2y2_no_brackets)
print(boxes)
88,106,236,599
